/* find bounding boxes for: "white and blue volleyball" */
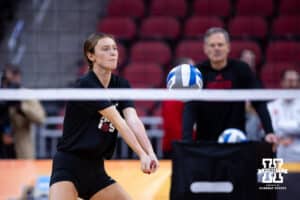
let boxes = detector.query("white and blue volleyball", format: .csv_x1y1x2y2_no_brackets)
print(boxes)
166,64,203,89
218,128,248,143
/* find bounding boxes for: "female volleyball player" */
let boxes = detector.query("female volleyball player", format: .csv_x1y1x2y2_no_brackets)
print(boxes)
49,33,159,200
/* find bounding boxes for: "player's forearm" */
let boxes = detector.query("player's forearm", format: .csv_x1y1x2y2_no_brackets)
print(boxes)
116,119,148,158
99,107,147,158
127,118,155,155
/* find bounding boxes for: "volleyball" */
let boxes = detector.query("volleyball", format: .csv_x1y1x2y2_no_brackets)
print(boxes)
166,64,203,89
218,128,248,143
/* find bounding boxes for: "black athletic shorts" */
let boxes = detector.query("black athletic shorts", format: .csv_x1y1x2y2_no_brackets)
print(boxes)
50,151,115,199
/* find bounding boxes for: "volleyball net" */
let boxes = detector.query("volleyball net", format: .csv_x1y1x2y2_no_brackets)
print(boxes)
1,88,300,200
1,88,299,101
1,88,299,159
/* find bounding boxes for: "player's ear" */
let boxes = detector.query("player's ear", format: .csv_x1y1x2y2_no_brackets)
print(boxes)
87,52,95,62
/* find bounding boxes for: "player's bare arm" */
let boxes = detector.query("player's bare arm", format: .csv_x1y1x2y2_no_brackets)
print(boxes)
99,106,152,173
123,107,159,172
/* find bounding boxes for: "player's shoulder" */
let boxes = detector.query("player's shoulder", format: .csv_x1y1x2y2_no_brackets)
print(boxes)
111,73,128,83
76,71,98,88
111,73,131,88
76,71,131,88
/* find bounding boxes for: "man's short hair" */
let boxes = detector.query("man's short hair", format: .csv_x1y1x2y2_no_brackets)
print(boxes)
204,27,230,43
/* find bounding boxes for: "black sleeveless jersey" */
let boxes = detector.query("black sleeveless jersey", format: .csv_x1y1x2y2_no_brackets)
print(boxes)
57,71,134,159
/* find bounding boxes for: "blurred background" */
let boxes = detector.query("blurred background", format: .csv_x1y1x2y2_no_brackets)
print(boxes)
0,0,299,199
1,0,300,118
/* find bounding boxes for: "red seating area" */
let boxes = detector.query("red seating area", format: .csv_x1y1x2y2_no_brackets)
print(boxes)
229,40,262,65
95,0,300,114
140,16,180,40
228,16,268,40
261,62,299,88
236,0,274,17
266,41,300,63
175,40,206,63
279,0,300,16
97,17,137,41
184,16,224,39
193,0,231,18
271,16,300,39
130,41,171,66
149,0,187,18
107,0,145,18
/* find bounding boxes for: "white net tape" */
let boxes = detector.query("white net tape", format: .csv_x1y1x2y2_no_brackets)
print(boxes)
0,88,300,101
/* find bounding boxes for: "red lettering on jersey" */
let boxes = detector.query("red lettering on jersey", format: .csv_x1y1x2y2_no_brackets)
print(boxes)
98,116,116,133
215,74,223,81
101,123,110,132
206,80,232,89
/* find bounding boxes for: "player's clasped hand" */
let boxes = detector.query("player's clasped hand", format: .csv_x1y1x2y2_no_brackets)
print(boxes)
140,154,159,174
149,152,159,173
